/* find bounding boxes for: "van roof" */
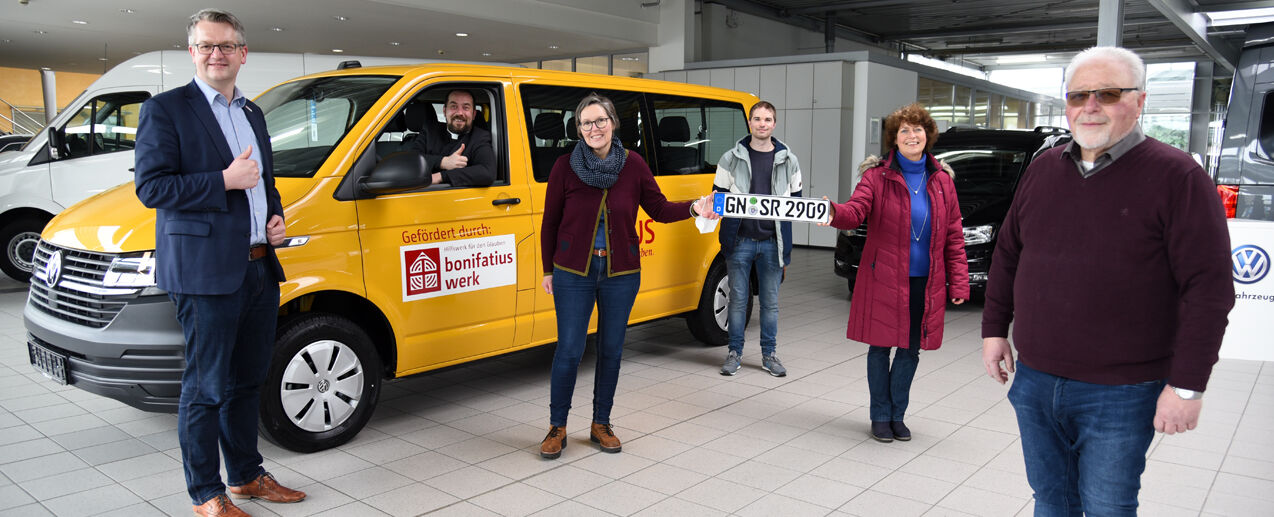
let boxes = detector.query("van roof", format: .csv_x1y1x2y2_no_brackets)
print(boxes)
280,62,757,100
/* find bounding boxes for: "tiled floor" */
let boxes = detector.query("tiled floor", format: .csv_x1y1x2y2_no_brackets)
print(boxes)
1,247,1271,516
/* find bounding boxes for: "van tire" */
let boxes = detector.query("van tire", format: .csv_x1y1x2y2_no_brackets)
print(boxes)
686,259,751,346
260,313,382,453
0,215,49,283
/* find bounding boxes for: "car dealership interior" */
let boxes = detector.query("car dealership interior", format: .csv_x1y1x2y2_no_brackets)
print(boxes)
1,1,1273,516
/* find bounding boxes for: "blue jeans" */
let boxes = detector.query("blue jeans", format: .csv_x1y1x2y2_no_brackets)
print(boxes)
549,257,640,427
1008,361,1163,517
867,276,925,422
170,260,278,505
726,237,781,356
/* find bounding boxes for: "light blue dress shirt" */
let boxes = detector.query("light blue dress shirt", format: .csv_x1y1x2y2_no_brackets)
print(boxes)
192,77,269,246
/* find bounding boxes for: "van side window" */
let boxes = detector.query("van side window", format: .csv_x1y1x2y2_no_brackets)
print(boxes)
649,94,748,176
371,84,505,187
59,91,150,160
519,85,648,183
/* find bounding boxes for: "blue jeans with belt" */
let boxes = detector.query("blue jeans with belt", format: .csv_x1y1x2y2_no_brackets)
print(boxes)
170,259,279,505
1008,360,1163,517
726,236,781,356
549,256,641,427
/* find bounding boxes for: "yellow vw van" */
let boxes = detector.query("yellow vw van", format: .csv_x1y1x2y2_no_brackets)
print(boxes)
24,64,757,452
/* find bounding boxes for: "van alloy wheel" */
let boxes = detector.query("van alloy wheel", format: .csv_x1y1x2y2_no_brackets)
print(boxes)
280,339,365,432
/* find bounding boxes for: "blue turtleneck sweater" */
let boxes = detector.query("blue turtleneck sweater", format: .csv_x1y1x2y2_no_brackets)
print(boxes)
897,151,931,277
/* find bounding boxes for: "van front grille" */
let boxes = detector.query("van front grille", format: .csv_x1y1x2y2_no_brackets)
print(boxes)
28,241,129,328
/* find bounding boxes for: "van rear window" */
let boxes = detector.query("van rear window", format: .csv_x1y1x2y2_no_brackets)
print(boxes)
256,75,398,178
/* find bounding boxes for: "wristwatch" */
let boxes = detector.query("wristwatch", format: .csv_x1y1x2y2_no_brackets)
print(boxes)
1172,386,1204,400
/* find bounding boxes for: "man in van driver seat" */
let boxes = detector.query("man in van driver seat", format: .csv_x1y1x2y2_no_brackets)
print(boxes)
411,89,496,187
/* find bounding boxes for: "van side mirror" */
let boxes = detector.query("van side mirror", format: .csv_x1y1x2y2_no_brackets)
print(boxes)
358,151,431,196
46,126,64,160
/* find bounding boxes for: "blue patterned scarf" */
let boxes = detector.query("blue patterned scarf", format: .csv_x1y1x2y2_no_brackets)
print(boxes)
569,137,626,189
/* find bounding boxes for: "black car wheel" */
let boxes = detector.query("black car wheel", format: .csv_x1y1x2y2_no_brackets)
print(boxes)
0,215,49,282
687,258,751,346
260,313,382,453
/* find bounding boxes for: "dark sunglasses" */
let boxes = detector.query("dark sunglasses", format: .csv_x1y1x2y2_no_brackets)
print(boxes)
1065,87,1139,107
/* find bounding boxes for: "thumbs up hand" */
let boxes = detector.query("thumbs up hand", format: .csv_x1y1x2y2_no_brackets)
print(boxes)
440,143,468,170
223,145,260,191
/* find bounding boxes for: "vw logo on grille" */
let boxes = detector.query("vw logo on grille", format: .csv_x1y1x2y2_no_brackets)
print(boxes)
45,250,64,288
316,379,330,393
1232,245,1269,285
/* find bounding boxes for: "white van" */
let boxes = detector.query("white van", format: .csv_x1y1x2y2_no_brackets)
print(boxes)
0,50,424,281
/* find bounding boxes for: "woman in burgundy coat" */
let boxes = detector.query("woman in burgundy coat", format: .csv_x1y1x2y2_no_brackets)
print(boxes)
821,103,970,442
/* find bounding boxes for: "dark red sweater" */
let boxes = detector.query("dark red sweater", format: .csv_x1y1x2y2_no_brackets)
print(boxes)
982,138,1234,391
541,151,693,276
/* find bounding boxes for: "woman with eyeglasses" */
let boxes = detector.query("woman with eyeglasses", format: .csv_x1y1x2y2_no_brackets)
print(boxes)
818,103,970,443
538,92,717,459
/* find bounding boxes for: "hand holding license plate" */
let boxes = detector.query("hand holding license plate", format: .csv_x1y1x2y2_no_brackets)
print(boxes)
712,192,830,223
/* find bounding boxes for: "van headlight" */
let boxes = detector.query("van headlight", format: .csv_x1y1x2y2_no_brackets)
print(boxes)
963,224,994,246
103,254,165,295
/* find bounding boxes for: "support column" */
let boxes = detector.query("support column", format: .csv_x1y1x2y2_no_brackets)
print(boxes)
1097,0,1125,46
40,69,57,123
1189,61,1214,158
649,0,695,73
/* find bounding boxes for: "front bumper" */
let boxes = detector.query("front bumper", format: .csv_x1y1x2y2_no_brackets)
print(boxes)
24,293,185,412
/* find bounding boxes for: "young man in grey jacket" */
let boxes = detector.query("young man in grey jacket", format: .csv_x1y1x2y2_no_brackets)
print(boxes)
713,101,803,377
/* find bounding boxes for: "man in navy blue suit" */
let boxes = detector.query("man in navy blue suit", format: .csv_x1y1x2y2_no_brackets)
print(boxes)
134,9,305,517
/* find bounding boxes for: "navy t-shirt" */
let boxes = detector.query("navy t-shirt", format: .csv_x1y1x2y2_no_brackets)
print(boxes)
739,147,776,240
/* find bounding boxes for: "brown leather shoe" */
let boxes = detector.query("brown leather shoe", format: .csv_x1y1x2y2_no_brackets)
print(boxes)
193,494,248,517
590,422,622,453
228,472,306,503
540,425,566,459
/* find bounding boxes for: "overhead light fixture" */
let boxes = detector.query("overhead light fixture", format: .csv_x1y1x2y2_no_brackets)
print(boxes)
481,52,492,56
120,9,135,14
996,54,1047,64
72,20,88,25
332,49,344,53
333,15,348,21
620,56,640,61
98,57,107,61
455,32,468,37
34,30,48,34
1207,7,1274,26
389,41,401,46
548,44,558,49
270,27,284,32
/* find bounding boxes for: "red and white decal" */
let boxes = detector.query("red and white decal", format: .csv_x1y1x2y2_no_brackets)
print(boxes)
400,234,516,301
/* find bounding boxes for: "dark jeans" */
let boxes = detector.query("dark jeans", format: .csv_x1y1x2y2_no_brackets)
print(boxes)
549,257,640,427
867,276,925,422
726,236,781,356
171,260,278,505
1009,361,1163,517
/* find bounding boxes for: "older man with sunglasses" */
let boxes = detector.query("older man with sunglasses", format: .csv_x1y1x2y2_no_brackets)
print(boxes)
980,46,1233,516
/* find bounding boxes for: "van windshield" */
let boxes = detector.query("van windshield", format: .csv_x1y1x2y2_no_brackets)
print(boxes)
255,75,399,177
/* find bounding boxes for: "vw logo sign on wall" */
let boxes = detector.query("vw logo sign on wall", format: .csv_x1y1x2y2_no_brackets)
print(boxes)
45,250,64,288
1232,245,1270,285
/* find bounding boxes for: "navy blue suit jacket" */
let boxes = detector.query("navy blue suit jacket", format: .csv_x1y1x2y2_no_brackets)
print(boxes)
134,80,285,295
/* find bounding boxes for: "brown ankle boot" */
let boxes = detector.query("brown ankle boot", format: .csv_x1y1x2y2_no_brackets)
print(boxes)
590,422,622,453
540,425,566,459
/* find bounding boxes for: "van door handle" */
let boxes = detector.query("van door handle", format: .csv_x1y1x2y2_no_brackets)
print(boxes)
492,198,521,206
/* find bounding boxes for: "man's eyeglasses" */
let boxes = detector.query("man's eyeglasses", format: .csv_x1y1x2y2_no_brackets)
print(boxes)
194,43,243,55
578,117,611,131
1065,87,1139,107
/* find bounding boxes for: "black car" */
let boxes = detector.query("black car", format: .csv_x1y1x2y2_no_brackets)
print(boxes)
0,133,31,153
833,126,1071,298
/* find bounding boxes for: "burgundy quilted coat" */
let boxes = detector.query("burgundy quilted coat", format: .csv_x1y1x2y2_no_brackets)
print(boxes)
829,153,970,350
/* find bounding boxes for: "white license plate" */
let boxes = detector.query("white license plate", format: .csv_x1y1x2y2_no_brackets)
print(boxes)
28,341,68,385
712,192,830,223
